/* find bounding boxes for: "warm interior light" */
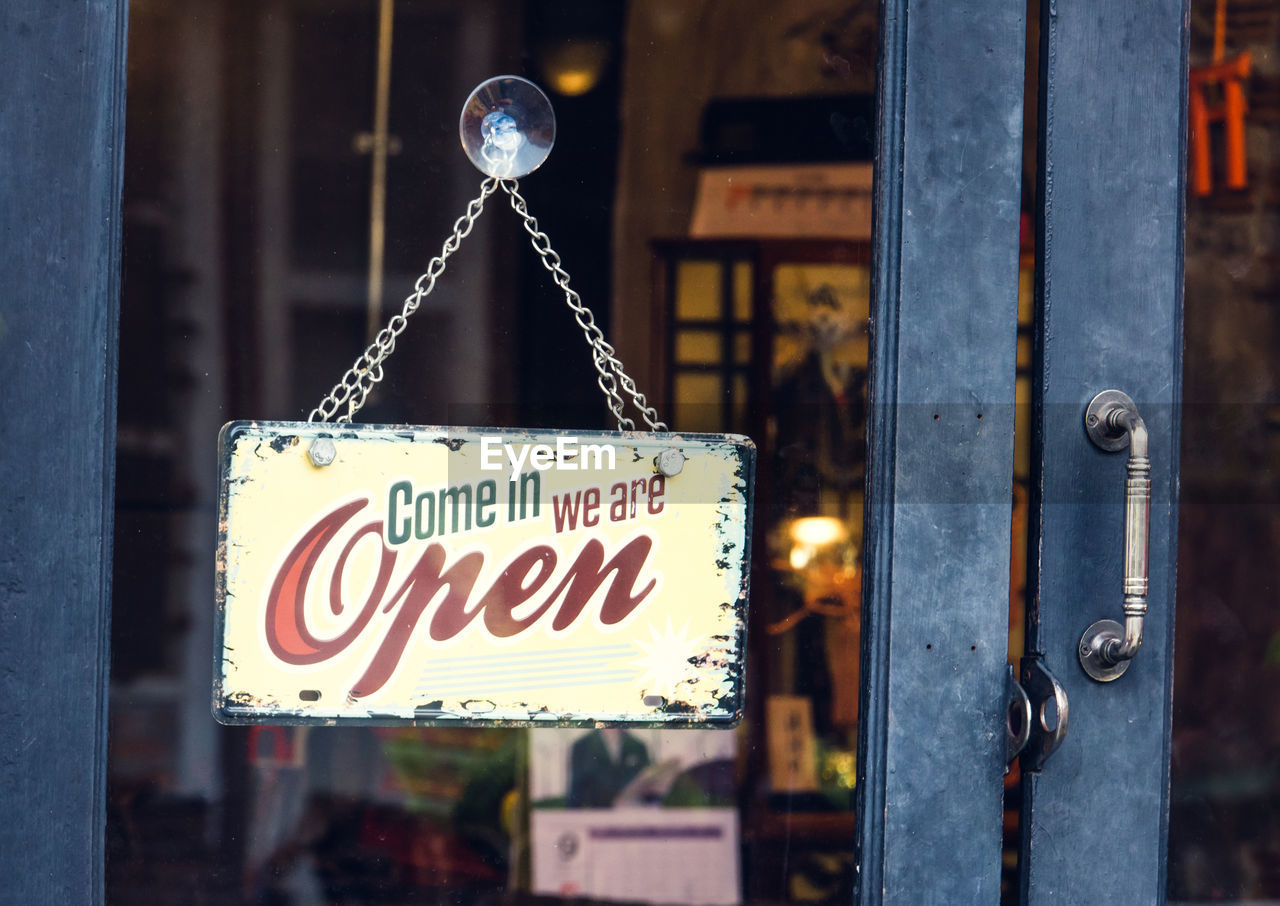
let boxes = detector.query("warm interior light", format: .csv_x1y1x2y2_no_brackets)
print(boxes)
538,40,611,97
789,516,847,548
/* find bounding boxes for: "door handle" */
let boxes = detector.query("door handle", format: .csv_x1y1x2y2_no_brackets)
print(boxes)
1078,390,1150,682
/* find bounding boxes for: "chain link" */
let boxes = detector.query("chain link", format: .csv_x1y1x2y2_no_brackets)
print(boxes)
500,180,668,432
309,177,667,432
308,179,499,423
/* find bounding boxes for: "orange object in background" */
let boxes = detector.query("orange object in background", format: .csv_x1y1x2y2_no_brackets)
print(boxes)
1188,51,1252,196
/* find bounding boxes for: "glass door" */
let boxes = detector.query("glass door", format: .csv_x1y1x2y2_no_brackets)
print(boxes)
0,0,1191,904
101,1,1026,901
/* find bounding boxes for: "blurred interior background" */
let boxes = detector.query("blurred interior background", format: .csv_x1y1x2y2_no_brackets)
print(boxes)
108,0,1279,902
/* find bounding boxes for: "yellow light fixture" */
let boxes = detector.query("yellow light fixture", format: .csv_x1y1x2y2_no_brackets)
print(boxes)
790,546,813,571
538,39,611,96
789,516,847,548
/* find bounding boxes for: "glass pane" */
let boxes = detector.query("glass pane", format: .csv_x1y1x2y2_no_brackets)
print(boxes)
656,241,872,900
1166,2,1280,900
733,261,754,322
773,264,870,374
675,261,724,321
111,1,881,904
673,372,726,433
674,329,724,365
761,262,867,871
733,373,750,428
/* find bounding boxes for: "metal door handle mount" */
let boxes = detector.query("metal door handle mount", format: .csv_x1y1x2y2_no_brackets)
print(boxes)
1079,390,1150,682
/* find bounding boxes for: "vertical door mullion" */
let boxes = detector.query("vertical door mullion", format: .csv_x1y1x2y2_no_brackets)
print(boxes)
856,0,1026,901
0,1,128,903
1022,0,1187,901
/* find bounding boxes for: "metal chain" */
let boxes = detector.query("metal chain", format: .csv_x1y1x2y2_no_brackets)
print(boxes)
309,177,668,432
308,178,499,423
500,180,668,432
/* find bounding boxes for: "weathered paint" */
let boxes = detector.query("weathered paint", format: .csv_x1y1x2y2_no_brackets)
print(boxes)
855,0,1026,900
214,421,754,727
1020,0,1186,899
0,1,126,902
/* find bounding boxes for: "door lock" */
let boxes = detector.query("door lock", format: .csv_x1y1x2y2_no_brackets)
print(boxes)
1005,665,1031,767
1007,659,1069,771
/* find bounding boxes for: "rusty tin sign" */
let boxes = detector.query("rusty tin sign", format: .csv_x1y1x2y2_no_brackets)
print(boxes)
214,421,754,727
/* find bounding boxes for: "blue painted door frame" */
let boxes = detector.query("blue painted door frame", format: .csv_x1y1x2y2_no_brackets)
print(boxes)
1020,0,1187,901
0,0,1185,903
857,0,1186,903
855,0,1027,902
0,1,128,904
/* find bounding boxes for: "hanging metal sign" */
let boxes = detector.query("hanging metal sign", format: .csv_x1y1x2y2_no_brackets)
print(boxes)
214,77,755,726
214,422,754,726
